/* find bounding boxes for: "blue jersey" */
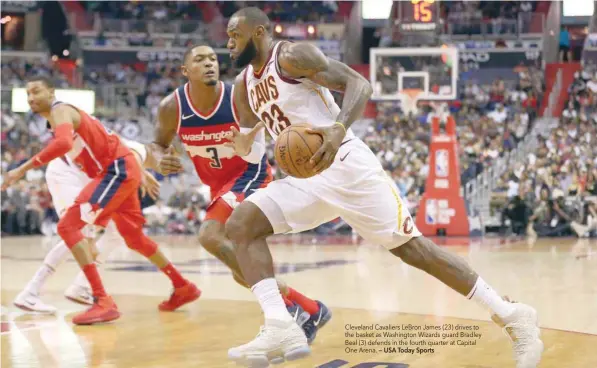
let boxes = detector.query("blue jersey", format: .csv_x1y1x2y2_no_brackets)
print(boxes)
174,81,272,199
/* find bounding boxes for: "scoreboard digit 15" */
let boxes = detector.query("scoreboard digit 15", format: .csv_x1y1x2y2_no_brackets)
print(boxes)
399,0,438,32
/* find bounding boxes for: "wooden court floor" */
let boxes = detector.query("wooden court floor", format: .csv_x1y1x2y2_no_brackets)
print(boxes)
1,235,596,368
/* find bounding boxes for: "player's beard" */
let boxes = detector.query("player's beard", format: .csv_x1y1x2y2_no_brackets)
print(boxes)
233,39,257,69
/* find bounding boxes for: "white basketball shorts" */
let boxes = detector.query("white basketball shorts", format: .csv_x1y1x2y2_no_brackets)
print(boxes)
46,158,91,217
246,138,422,249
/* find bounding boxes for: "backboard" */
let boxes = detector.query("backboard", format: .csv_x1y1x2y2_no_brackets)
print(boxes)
370,46,459,114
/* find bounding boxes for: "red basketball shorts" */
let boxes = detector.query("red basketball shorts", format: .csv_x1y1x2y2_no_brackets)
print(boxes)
74,153,145,228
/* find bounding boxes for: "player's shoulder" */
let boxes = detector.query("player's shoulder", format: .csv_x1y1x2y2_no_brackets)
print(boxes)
158,89,180,115
277,41,328,78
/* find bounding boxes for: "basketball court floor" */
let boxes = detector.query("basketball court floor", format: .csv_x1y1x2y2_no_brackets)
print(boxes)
1,234,596,367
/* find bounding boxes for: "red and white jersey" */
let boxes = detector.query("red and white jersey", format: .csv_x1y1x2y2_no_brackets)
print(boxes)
51,101,130,178
243,41,354,140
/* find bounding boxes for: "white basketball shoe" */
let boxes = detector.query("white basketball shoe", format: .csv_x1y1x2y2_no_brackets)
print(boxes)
64,284,94,305
492,303,544,368
13,290,57,314
228,319,311,367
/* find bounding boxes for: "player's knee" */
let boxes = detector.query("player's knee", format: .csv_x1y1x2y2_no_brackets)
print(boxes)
225,215,251,248
225,202,273,247
198,220,223,253
57,210,84,248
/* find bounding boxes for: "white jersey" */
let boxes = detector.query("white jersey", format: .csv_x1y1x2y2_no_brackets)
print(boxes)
243,43,421,249
244,41,354,140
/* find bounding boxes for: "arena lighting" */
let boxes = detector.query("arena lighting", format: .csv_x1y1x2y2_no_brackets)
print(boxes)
51,55,58,61
563,0,594,16
1,15,12,24
362,0,393,19
63,49,70,56
307,25,315,35
274,24,283,33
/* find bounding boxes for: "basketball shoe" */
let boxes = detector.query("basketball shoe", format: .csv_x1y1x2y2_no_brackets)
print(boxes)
65,284,94,305
13,290,56,314
72,295,120,325
491,302,544,368
302,300,332,344
228,319,310,367
158,282,201,311
286,302,310,328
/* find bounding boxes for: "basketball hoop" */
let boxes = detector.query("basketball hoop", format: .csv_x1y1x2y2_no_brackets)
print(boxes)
399,88,424,115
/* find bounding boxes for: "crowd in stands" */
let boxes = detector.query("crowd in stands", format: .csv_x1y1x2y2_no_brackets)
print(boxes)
493,63,597,238
365,64,544,215
442,1,537,35
85,1,342,25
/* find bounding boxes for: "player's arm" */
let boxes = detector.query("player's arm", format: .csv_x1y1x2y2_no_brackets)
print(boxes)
277,42,373,173
145,93,184,175
2,105,77,189
225,73,266,163
278,42,373,132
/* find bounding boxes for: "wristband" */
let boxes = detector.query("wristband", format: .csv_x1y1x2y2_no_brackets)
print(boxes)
335,122,346,132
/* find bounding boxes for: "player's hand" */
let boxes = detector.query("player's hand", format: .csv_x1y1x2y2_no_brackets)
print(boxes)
157,146,184,176
305,123,346,174
1,167,26,191
141,170,161,200
224,122,265,156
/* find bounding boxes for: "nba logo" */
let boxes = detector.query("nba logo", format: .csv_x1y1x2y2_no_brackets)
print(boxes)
425,199,437,225
436,149,449,177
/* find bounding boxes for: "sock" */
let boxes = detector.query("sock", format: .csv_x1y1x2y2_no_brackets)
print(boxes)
252,278,293,322
82,263,107,298
73,262,99,288
282,294,293,307
161,264,186,288
44,240,71,267
25,240,71,294
286,287,320,315
468,277,516,319
72,224,124,288
25,264,55,295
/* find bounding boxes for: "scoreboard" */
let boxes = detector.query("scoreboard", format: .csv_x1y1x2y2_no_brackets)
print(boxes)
398,0,438,32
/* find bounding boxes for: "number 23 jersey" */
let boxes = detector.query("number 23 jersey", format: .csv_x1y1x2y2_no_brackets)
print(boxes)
174,81,271,197
243,41,354,140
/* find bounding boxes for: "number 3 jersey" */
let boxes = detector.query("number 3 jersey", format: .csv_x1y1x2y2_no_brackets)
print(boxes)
174,81,272,200
243,41,355,140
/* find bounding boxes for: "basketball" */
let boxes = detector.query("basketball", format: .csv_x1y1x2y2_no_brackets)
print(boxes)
274,124,323,178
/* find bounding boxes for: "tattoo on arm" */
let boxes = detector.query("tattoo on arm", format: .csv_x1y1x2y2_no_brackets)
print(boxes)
278,42,373,130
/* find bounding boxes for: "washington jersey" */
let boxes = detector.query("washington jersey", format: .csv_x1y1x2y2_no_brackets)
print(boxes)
174,81,271,197
243,41,355,140
50,101,129,178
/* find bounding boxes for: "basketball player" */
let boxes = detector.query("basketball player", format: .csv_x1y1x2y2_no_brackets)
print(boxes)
2,76,200,325
13,137,159,313
145,44,331,343
222,8,543,368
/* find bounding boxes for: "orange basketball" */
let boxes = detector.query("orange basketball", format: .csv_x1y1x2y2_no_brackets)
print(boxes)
274,124,323,179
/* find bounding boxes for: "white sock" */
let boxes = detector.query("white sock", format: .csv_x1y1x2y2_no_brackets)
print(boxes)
25,264,55,295
251,278,292,323
25,240,71,294
468,277,516,319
